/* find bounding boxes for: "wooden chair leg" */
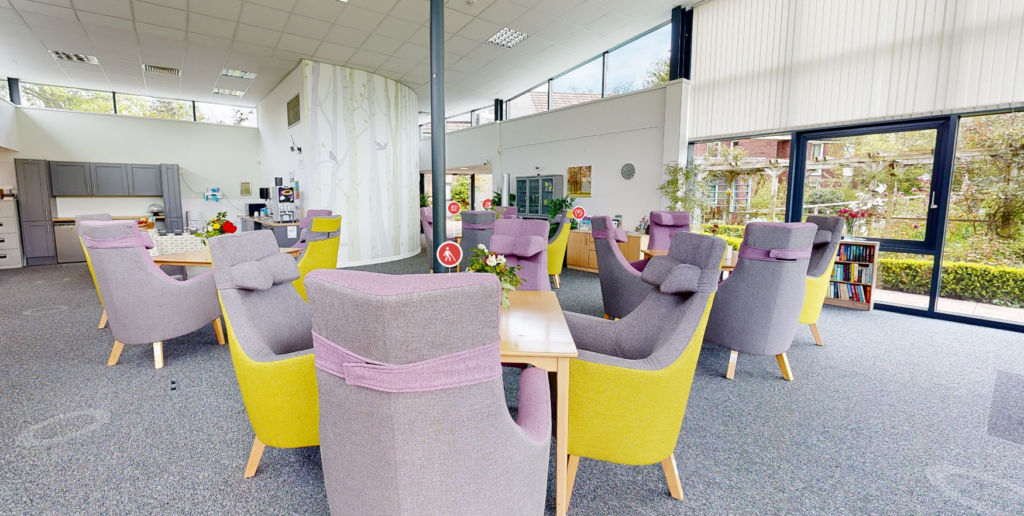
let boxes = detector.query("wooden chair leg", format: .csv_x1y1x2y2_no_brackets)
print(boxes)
726,350,738,380
107,340,124,366
661,453,684,501
809,323,823,346
153,341,164,369
214,318,226,345
776,353,793,381
566,454,580,508
553,274,561,289
98,309,108,329
244,437,266,479
603,314,610,319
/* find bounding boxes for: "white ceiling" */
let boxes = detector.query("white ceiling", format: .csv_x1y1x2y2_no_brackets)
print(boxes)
0,0,692,114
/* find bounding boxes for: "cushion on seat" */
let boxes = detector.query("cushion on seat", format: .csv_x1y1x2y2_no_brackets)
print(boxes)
490,234,547,257
813,229,833,244
215,252,301,291
650,212,690,226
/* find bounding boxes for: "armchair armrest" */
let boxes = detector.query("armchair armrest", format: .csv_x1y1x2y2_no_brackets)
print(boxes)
515,367,551,444
564,311,620,356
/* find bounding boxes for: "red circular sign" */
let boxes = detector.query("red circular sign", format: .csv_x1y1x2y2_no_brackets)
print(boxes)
447,201,461,215
482,198,493,209
572,206,586,220
436,241,462,268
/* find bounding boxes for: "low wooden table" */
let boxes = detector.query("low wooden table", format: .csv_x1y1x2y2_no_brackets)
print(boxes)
641,248,738,271
151,247,300,267
499,291,578,516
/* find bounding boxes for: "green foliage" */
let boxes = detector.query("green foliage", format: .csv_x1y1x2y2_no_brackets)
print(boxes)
465,244,523,308
547,195,576,238
450,175,471,210
701,223,745,239
878,258,1024,308
420,193,431,207
491,190,516,206
803,187,853,213
658,161,713,213
641,55,671,89
117,95,194,121
21,84,113,113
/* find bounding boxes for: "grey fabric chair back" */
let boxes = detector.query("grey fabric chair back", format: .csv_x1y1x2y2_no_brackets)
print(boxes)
592,215,653,318
75,213,112,223
209,231,313,363
459,210,495,268
549,210,570,244
805,215,844,277
79,221,220,345
306,270,550,515
704,222,817,356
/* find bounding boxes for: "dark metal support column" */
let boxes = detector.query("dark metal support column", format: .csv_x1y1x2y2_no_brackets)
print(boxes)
494,98,503,121
430,0,446,272
419,173,425,197
470,174,476,209
600,52,609,97
670,7,694,81
7,77,20,105
112,92,118,114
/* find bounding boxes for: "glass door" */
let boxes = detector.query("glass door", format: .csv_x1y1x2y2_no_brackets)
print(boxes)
527,178,541,215
789,118,956,313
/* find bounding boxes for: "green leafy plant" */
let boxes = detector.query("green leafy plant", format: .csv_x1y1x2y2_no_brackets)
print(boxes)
492,190,516,207
657,161,712,217
546,195,577,238
465,244,523,309
420,193,431,207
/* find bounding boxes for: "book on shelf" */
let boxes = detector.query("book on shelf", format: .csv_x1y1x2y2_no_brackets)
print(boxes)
831,262,873,284
837,242,875,263
829,282,870,302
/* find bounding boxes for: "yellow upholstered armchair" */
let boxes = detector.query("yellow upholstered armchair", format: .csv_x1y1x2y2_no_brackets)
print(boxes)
292,215,342,301
799,216,844,345
548,211,571,288
210,231,319,478
563,232,725,507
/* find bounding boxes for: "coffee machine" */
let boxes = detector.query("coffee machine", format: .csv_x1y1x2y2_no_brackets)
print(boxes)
269,177,298,223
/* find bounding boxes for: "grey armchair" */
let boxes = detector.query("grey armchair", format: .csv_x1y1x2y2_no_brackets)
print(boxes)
459,210,495,269
306,270,550,515
704,222,817,380
79,221,224,369
800,215,845,345
592,215,653,319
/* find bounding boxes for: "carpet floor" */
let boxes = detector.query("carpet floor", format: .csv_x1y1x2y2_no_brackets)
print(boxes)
1,255,1023,515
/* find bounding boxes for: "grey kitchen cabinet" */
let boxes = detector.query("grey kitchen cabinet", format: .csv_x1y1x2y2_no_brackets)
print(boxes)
49,161,92,196
160,164,183,232
91,163,130,196
17,160,57,222
21,221,55,261
128,164,163,196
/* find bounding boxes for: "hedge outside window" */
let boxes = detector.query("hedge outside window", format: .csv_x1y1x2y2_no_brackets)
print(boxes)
20,83,114,114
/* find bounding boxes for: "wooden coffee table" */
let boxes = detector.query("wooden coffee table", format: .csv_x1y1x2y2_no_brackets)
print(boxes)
151,248,300,267
500,291,578,516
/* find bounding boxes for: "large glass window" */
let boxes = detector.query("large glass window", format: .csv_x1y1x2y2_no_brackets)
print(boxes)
0,80,9,102
446,112,471,133
692,135,792,225
472,106,495,126
20,83,114,113
116,94,192,121
605,24,671,96
507,82,548,120
551,57,603,108
195,102,257,127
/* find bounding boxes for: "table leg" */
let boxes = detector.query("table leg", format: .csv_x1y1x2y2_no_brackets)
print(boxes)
555,357,569,516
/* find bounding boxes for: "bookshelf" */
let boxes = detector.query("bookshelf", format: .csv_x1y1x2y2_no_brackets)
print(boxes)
823,240,879,311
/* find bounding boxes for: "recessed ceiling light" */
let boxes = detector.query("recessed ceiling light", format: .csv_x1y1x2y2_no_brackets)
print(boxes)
222,68,258,80
486,28,528,49
213,88,245,97
49,50,99,64
143,64,180,76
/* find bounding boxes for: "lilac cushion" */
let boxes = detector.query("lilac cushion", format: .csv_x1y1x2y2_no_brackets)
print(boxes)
593,227,627,243
490,234,546,258
650,211,690,227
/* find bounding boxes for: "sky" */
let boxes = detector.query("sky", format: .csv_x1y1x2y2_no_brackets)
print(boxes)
552,24,671,95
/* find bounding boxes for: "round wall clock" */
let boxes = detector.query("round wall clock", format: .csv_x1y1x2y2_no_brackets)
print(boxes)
621,163,636,180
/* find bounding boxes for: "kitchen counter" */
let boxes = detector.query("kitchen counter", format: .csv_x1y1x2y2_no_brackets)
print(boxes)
239,215,299,227
53,215,165,222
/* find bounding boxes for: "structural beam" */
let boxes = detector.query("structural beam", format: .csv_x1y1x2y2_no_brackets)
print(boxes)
7,77,20,105
430,0,446,272
670,7,694,81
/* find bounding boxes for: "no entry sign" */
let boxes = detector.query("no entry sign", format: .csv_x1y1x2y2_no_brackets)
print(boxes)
482,198,493,209
437,241,462,268
572,206,586,220
447,201,461,216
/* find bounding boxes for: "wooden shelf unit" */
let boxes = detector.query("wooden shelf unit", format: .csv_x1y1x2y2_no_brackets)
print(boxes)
824,240,879,311
566,229,647,273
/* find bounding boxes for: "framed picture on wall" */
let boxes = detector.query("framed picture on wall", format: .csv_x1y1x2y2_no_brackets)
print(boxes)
240,182,252,196
287,94,301,128
567,166,592,197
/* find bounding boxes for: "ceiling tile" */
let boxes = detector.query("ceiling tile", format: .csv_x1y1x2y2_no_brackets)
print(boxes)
562,1,609,26
78,12,134,30
292,0,344,21
133,1,186,30
360,34,401,55
559,28,600,49
138,0,184,9
345,0,397,15
271,48,303,61
444,34,478,56
189,13,236,39
313,41,355,63
246,0,296,11
534,42,572,62
442,8,473,33
225,50,269,69
378,55,415,74
478,0,526,26
187,32,233,50
508,35,551,55
463,42,503,62
11,0,76,18
73,0,132,19
239,3,288,31
533,19,575,42
534,0,584,18
507,9,553,34
324,25,368,48
389,0,426,24
448,56,481,74
135,22,185,40
276,33,318,55
407,24,428,46
511,55,544,72
231,40,274,57
188,0,241,21
347,49,386,68
457,17,501,42
445,0,494,17
284,14,330,40
374,69,403,81
373,16,418,42
392,41,426,62
234,23,281,47
585,10,628,36
335,5,383,32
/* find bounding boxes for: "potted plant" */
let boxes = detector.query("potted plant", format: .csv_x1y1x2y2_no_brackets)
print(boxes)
465,244,522,309
195,211,237,244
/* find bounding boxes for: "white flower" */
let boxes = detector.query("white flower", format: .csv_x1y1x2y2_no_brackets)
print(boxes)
477,243,486,250
496,255,506,265
485,255,498,267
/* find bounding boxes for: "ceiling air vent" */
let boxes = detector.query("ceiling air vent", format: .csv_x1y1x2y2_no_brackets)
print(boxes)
213,88,245,97
143,64,180,77
49,50,99,64
222,68,258,80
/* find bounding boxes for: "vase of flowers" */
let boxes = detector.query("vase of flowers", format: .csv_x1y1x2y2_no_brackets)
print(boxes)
195,211,237,244
837,207,867,238
465,244,522,309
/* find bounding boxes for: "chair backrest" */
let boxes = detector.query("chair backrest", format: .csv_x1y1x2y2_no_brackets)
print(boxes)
460,210,496,268
420,207,434,248
805,215,844,278
704,222,817,356
306,270,538,513
549,210,570,245
591,215,652,316
495,206,518,219
297,215,341,261
648,210,691,250
491,218,550,291
210,230,312,362
300,209,333,230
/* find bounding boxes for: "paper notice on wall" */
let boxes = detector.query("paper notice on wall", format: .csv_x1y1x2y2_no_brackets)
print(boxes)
287,226,297,239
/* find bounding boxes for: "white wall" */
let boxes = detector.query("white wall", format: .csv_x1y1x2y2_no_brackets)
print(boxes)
690,0,1024,140
257,64,305,190
14,107,261,220
420,81,690,231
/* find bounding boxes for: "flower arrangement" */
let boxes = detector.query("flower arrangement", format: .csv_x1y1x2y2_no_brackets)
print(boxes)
195,211,237,244
837,207,868,236
465,244,522,309
709,223,720,235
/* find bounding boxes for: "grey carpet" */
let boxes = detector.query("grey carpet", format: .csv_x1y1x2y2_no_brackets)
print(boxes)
2,256,1024,515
